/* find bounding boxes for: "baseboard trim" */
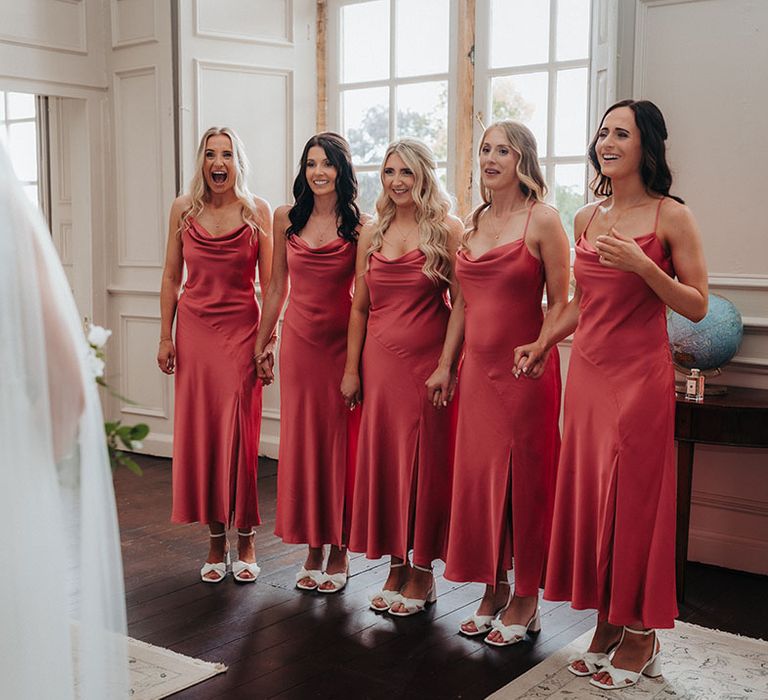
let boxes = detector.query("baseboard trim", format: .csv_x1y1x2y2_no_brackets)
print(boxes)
688,527,768,575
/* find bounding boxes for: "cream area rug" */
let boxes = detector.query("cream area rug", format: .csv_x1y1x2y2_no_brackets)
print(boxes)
487,621,768,699
128,637,226,699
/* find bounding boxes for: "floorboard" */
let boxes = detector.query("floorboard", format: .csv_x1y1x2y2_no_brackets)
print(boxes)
113,455,768,699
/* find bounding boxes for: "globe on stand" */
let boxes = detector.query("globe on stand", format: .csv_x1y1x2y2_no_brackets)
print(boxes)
667,293,744,396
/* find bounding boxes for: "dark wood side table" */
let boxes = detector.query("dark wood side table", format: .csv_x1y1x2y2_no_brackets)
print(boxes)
675,385,768,601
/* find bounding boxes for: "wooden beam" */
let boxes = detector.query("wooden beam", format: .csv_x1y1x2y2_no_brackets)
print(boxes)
316,0,328,133
455,0,476,220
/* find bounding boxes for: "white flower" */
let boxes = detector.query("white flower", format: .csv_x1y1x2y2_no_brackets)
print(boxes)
86,348,105,379
87,324,112,349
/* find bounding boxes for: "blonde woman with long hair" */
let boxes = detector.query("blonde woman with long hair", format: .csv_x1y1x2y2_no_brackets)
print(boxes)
158,127,273,584
428,121,569,645
342,138,463,616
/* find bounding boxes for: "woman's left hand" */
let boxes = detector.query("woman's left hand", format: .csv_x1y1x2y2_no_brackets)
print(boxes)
594,228,653,275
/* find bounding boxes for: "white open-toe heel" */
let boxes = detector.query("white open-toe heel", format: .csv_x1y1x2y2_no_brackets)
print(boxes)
484,605,541,647
200,531,230,583
318,555,350,594
568,639,620,677
232,529,260,583
589,627,662,690
369,561,407,611
459,581,510,636
388,564,436,617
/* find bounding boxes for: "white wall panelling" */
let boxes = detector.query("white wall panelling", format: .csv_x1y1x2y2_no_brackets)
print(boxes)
0,0,87,54
111,0,161,49
113,66,165,268
194,0,294,46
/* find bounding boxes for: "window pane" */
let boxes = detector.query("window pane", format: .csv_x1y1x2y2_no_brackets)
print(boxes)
396,81,448,160
342,87,389,165
557,0,591,61
396,0,449,77
356,170,381,217
554,68,588,156
491,72,549,155
341,1,389,83
8,121,38,182
0,92,5,121
7,91,36,120
555,163,586,243
491,0,549,68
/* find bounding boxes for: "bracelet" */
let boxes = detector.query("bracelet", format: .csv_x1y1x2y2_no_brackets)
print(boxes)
159,337,172,342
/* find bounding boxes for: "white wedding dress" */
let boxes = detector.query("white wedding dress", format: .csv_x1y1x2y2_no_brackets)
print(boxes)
0,144,129,698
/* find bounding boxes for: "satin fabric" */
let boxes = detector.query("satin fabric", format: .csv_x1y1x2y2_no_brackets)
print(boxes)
274,235,360,547
544,201,678,628
171,217,262,528
349,249,454,563
445,210,561,593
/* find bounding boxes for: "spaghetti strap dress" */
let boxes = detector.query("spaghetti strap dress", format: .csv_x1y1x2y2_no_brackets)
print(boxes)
445,204,561,593
544,198,679,628
171,217,262,529
349,249,454,563
274,235,360,547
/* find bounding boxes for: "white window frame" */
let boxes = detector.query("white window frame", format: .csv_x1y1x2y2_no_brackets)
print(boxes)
326,0,460,195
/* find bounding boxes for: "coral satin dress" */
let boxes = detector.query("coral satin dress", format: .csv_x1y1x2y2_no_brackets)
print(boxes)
349,249,454,563
544,198,679,628
274,235,360,547
445,205,561,593
171,217,262,528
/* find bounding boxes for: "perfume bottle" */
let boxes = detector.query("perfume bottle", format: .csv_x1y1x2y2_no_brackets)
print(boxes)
685,368,705,402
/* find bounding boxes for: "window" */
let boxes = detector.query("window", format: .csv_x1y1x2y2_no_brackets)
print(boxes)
477,0,591,239
329,0,454,214
327,0,592,234
0,90,44,209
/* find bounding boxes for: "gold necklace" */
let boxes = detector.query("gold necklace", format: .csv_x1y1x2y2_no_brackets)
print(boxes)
389,221,418,244
600,198,650,232
487,202,530,241
312,214,337,243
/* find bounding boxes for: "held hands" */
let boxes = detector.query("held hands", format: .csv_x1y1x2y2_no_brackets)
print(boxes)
594,228,652,274
512,341,549,379
254,335,278,385
340,371,362,409
157,339,176,374
425,365,457,408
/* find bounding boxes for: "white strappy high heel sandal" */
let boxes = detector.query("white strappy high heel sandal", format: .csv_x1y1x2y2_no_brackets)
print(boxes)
459,581,511,636
232,529,261,583
318,555,350,594
369,561,407,611
589,627,662,690
484,606,541,647
200,531,230,583
388,564,437,617
568,639,620,676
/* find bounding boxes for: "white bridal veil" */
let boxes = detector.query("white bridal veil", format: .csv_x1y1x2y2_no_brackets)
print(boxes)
0,144,129,698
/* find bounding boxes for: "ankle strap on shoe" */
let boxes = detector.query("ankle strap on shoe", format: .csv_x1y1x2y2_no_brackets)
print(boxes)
209,531,227,538
237,529,256,536
413,564,433,573
624,626,654,635
390,560,406,568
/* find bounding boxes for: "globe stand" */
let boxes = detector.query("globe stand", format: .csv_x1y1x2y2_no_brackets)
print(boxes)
674,366,728,397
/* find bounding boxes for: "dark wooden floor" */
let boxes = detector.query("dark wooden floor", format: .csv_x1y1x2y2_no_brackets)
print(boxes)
115,455,768,700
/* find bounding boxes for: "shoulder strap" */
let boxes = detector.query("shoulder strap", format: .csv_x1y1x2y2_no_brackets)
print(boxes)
653,196,665,232
521,201,537,239
578,204,600,242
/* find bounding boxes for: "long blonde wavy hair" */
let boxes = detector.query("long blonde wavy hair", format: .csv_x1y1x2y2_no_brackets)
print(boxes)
466,121,547,241
178,126,263,239
367,138,452,284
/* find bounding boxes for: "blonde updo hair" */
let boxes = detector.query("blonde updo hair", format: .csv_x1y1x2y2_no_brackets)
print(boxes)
467,120,547,238
178,126,264,239
367,138,452,284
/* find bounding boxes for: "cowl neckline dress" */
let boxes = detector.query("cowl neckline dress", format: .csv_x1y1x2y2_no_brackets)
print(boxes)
445,208,561,592
349,248,455,563
544,200,678,628
171,217,262,528
274,234,360,547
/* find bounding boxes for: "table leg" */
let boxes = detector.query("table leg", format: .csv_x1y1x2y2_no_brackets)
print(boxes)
676,440,695,603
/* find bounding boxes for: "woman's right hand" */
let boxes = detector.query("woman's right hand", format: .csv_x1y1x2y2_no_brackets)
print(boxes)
254,348,275,384
425,365,455,408
512,341,549,379
157,339,176,374
340,371,361,409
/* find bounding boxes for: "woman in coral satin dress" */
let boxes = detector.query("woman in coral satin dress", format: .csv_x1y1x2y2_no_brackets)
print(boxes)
342,139,463,616
254,133,364,594
428,121,570,645
519,101,708,690
158,127,273,584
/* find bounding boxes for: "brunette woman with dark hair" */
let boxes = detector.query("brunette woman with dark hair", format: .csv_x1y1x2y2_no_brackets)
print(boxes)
254,132,366,593
517,100,708,689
